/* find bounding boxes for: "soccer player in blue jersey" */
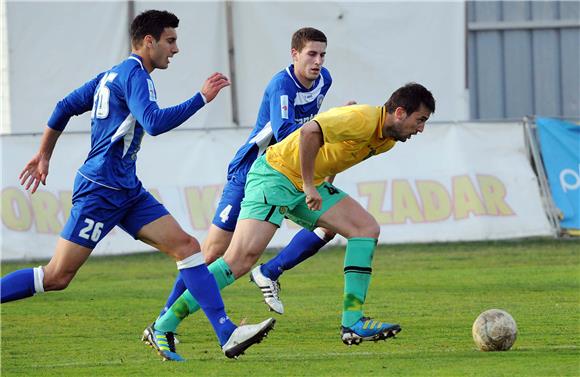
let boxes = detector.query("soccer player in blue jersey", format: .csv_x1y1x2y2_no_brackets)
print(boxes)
146,27,347,345
0,10,275,362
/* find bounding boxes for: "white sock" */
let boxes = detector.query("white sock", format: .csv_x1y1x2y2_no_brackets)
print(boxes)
176,252,204,270
33,266,45,294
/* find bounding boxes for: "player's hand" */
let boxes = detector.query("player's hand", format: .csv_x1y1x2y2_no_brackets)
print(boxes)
19,153,49,194
344,100,357,106
201,72,230,103
304,185,322,211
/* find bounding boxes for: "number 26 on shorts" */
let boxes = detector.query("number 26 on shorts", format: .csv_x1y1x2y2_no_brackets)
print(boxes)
79,218,104,242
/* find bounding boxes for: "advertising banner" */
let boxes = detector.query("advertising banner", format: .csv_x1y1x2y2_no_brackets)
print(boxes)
536,117,580,234
1,122,553,261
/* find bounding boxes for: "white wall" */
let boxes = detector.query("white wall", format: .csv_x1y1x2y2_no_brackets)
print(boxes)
1,0,10,134
3,1,468,136
232,1,469,124
0,121,553,261
6,1,129,134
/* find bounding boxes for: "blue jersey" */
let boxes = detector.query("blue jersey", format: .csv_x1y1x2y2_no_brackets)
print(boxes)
226,64,332,181
47,54,206,190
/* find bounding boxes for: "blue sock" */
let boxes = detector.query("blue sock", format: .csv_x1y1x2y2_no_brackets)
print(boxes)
178,258,236,346
158,274,187,318
1,268,37,303
261,228,327,280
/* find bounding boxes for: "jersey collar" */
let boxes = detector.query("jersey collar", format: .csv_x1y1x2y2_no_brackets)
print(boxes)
378,106,387,139
286,64,321,91
128,54,145,70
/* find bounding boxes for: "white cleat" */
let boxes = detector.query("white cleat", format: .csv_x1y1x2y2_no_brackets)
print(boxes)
222,318,276,359
250,265,284,314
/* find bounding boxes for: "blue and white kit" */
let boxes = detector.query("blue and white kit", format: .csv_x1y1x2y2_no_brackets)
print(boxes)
212,64,332,230
49,54,207,248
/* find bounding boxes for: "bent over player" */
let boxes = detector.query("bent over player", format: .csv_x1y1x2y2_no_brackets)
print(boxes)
0,10,274,361
148,82,435,345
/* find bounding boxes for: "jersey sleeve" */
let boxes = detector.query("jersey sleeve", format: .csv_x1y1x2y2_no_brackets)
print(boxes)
125,68,205,136
47,73,104,131
268,82,301,141
314,106,373,143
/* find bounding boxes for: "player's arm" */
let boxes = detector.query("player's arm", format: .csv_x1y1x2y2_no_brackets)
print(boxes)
19,127,61,194
20,75,103,194
299,120,324,211
128,71,229,136
47,74,104,132
269,87,302,141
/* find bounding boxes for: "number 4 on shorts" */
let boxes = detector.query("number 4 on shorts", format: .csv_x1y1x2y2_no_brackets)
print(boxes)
219,204,232,223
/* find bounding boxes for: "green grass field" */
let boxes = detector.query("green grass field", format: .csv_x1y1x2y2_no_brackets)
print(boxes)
1,239,579,376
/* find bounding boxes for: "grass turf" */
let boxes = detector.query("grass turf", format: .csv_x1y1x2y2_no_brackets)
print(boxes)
1,239,579,376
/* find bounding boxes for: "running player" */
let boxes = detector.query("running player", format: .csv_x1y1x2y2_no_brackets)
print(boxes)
148,28,343,343
0,10,275,362
151,82,435,345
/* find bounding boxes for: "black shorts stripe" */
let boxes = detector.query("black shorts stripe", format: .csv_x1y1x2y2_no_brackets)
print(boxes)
264,205,277,222
344,266,373,274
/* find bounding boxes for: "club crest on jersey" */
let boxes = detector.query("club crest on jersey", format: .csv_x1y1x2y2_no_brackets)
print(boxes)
316,94,325,109
147,79,157,101
280,95,289,119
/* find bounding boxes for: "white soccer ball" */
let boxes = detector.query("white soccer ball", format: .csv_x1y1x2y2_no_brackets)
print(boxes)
472,309,517,351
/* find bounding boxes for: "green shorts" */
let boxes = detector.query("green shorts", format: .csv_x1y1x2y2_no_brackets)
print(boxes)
239,156,347,231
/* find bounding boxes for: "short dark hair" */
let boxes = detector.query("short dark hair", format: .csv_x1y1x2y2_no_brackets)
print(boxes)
291,27,327,52
385,83,436,115
130,10,179,47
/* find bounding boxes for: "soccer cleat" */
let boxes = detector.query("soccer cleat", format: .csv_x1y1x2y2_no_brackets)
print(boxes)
341,317,401,346
222,318,276,359
142,323,184,361
250,265,284,314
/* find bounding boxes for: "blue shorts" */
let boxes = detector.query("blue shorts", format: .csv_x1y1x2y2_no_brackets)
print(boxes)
61,173,169,249
211,175,246,231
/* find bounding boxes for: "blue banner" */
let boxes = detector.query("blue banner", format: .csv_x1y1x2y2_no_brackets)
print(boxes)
536,117,580,232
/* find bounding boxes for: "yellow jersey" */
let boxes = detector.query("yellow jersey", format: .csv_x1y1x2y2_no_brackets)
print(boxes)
265,105,396,190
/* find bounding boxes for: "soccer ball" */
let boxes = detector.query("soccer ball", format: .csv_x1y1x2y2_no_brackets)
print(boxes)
472,309,517,351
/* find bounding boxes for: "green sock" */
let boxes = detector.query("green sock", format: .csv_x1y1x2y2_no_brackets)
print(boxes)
342,238,376,327
155,257,235,332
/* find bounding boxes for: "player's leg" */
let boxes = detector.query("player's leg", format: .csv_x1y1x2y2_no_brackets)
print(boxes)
153,220,279,335
129,190,273,360
316,195,401,345
154,179,242,319
204,176,245,264
259,227,335,282
222,219,279,278
2,175,119,303
137,215,274,359
153,171,284,336
252,226,335,313
1,238,92,302
203,225,234,263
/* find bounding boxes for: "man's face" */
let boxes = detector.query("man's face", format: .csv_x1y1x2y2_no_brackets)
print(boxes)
390,104,431,142
292,41,326,87
149,27,179,70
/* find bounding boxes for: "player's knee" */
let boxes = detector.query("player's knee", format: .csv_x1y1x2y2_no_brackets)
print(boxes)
224,247,261,279
358,219,380,239
173,235,201,260
203,243,225,265
43,271,74,291
367,221,380,239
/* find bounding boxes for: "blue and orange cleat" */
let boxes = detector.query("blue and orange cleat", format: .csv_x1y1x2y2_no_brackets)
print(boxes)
341,317,401,346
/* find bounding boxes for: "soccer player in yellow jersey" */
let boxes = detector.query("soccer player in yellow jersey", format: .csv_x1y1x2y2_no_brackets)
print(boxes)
225,82,435,344
148,82,435,345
